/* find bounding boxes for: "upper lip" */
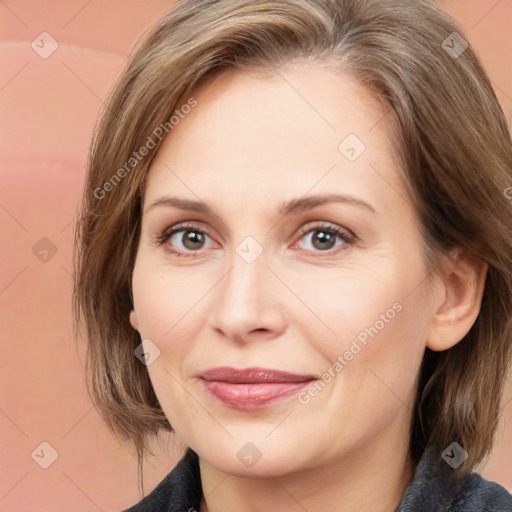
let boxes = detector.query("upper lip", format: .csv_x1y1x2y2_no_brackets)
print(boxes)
199,366,315,383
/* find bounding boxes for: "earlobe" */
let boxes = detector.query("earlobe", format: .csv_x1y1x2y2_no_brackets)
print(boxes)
129,310,139,331
426,252,487,352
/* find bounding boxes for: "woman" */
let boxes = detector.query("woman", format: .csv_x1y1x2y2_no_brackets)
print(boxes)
73,0,512,510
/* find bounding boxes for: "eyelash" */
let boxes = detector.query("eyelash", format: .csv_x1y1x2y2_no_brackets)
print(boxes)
154,221,356,257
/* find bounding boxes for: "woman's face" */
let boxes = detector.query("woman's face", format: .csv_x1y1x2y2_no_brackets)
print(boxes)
131,61,438,476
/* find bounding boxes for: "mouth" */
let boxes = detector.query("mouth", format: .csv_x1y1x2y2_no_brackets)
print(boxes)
198,366,316,410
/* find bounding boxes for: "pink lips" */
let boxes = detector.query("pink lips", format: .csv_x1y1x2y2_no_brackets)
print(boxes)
198,367,315,410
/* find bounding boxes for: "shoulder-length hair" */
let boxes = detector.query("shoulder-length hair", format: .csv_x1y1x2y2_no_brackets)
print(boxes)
73,0,512,477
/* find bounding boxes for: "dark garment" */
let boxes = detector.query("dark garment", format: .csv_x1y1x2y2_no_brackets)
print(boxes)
123,445,512,512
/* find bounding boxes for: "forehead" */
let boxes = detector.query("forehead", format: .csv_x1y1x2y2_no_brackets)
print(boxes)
143,61,407,217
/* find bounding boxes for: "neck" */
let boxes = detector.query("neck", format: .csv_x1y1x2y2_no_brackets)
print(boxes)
199,421,414,512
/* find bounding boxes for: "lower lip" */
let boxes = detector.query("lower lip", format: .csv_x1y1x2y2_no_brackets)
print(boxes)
200,380,313,410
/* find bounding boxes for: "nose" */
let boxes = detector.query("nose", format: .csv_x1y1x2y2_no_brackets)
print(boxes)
208,246,288,345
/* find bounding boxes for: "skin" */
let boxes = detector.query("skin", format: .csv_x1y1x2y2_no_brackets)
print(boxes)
129,60,487,512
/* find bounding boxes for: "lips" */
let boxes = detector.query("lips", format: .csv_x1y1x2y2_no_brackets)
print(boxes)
198,366,315,410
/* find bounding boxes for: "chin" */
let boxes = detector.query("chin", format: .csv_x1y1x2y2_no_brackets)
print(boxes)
194,438,307,477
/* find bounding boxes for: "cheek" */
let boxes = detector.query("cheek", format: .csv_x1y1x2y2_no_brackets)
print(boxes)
336,288,429,417
131,260,210,343
293,287,428,445
292,265,407,349
131,262,206,430
297,258,430,392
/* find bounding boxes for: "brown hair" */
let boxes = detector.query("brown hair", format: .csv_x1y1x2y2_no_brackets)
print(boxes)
73,0,512,483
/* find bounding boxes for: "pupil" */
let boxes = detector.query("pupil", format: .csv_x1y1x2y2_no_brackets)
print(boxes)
184,230,204,249
314,230,335,250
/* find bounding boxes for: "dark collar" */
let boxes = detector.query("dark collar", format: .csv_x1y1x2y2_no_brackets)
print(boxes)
396,445,512,511
124,445,512,511
123,448,202,512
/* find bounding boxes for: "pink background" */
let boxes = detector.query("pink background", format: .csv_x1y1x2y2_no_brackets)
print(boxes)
0,1,510,509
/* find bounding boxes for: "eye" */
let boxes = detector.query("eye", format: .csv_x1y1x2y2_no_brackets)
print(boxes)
154,222,216,257
154,221,355,257
294,223,355,254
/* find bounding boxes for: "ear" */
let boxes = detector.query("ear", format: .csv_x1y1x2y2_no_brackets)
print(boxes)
426,251,488,352
129,310,139,331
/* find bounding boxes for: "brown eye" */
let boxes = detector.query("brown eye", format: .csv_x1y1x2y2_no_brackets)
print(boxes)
295,223,355,254
156,224,215,256
309,230,338,250
178,230,206,250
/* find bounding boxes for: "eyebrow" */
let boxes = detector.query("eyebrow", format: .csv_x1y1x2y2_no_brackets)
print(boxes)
144,193,377,217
